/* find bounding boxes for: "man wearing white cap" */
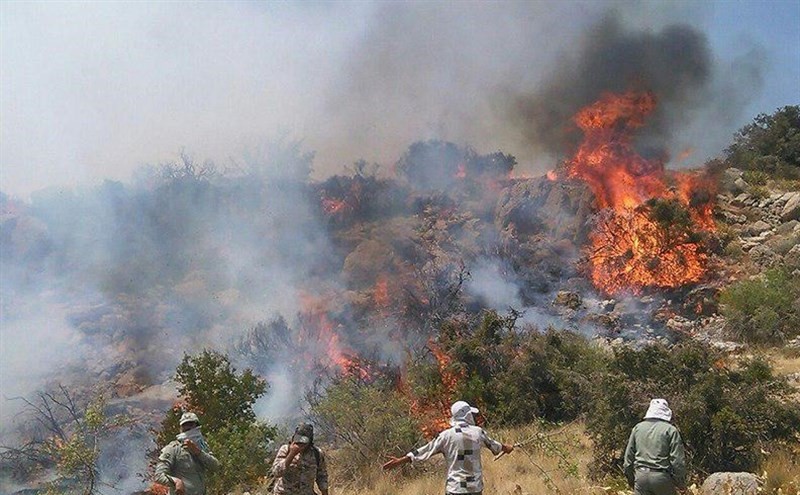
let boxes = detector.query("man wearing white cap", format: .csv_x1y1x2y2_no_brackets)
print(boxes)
623,399,687,495
383,400,513,495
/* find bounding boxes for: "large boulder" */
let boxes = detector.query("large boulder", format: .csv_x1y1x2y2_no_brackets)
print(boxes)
700,472,760,495
733,177,750,194
720,167,744,192
743,220,771,236
780,191,800,222
496,177,594,242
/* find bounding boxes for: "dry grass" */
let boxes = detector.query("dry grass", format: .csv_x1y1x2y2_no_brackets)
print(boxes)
245,418,800,495
326,423,617,495
760,447,800,495
770,352,800,376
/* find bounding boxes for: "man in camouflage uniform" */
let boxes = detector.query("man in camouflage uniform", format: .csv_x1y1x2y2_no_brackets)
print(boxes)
271,423,329,495
383,400,513,495
624,398,687,495
155,412,220,495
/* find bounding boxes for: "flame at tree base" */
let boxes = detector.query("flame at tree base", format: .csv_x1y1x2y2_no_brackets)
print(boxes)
567,91,715,295
587,204,709,295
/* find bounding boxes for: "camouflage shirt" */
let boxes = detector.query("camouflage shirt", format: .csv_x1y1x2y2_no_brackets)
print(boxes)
271,444,329,495
407,422,503,494
154,440,219,495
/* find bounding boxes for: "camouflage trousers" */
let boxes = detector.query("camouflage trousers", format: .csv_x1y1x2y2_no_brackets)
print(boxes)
634,469,677,495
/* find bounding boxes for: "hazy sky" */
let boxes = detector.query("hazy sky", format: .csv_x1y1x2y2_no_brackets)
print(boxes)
1,0,798,197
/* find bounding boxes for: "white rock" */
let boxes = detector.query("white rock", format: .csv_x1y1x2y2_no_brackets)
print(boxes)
700,472,760,495
780,192,800,222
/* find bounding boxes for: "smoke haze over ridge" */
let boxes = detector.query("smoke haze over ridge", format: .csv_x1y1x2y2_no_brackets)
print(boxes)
1,2,798,490
2,1,797,197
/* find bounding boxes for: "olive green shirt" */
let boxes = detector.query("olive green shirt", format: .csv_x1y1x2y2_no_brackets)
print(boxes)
623,419,686,487
155,440,220,495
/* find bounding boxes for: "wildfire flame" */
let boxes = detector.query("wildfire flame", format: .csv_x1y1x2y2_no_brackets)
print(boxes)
373,274,390,311
567,91,714,295
403,339,464,438
297,292,370,378
321,197,349,215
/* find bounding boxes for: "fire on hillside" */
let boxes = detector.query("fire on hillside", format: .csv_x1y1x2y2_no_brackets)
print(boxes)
566,91,716,295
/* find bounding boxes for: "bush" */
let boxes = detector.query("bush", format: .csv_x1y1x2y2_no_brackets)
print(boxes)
0,387,129,494
428,311,605,425
720,268,800,344
309,370,420,485
743,169,770,186
585,342,800,481
726,106,800,180
151,350,276,493
396,140,516,191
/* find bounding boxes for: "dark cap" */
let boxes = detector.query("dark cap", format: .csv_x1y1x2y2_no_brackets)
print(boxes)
294,423,314,444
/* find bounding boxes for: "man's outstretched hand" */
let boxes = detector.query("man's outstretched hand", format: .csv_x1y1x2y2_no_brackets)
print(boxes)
382,455,410,470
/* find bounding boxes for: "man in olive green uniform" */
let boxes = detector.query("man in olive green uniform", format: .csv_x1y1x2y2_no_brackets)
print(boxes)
623,399,687,495
155,412,220,495
271,423,329,495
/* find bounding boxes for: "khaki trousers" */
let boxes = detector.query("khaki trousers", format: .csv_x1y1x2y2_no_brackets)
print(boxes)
634,469,676,495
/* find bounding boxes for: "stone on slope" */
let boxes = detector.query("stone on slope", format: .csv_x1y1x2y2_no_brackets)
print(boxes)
700,472,759,495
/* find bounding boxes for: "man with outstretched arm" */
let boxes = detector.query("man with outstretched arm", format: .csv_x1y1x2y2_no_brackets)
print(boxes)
383,400,513,495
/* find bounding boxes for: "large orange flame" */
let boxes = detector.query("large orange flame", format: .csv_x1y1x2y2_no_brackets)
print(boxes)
401,339,464,438
567,91,714,295
297,292,371,379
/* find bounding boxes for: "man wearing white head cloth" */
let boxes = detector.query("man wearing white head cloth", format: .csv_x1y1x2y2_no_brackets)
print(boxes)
623,399,687,495
383,400,513,495
155,412,219,495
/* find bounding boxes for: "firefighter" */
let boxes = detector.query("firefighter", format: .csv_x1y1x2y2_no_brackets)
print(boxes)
154,412,219,495
383,400,513,495
271,423,329,495
623,398,687,495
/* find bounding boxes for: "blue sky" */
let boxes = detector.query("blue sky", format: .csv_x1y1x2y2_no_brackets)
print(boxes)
704,0,799,113
1,0,798,197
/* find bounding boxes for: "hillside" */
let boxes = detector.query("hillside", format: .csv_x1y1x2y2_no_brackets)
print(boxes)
1,105,799,494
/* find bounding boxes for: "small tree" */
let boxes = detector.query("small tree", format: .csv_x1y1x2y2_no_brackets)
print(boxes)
585,342,800,481
309,370,419,485
0,385,128,495
726,106,800,179
720,267,800,344
151,350,276,493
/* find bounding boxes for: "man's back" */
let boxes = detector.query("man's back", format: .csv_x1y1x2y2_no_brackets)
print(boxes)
624,419,686,487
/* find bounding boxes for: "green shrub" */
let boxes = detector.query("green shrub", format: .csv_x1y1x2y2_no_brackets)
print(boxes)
585,343,800,481
749,184,770,199
743,169,771,186
720,268,800,344
726,106,800,180
151,350,276,493
430,311,606,425
309,371,420,485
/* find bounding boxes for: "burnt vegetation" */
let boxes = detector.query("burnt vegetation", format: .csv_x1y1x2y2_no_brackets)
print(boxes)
2,107,800,493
